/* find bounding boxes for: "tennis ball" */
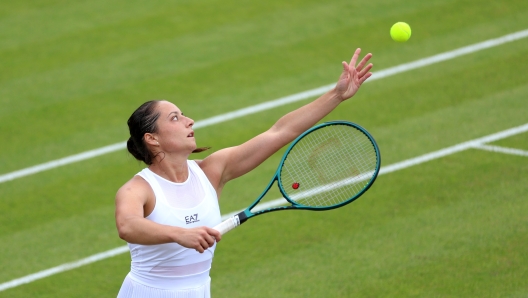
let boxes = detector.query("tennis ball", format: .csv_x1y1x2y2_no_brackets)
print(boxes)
390,22,411,42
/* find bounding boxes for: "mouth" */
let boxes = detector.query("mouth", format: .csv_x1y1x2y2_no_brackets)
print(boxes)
187,131,194,137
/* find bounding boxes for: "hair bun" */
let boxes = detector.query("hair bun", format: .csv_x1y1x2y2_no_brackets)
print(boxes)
127,137,143,162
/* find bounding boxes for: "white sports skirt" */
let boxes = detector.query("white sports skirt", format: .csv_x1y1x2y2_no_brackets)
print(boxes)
117,274,211,298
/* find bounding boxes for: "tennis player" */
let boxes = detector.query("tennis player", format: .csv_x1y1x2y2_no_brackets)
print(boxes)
115,48,373,297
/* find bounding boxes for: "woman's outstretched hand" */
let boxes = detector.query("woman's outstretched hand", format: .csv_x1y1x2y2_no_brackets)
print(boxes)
334,48,373,101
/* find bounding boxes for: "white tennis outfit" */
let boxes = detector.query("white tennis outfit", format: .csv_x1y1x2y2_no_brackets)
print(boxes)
117,160,222,298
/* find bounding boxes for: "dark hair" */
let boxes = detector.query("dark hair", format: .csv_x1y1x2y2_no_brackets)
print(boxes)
127,100,209,165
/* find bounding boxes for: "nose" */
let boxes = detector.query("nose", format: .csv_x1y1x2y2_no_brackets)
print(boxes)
187,116,194,127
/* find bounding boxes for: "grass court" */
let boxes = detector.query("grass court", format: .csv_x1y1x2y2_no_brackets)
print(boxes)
1,0,527,296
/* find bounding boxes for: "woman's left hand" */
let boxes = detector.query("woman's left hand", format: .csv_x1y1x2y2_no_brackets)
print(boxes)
334,48,373,101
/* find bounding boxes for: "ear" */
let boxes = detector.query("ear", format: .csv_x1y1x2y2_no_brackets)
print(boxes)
144,133,159,146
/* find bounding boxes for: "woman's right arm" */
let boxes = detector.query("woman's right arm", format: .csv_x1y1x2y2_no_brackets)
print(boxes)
115,176,221,253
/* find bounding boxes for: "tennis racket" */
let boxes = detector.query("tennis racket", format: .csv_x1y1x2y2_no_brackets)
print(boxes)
213,120,381,235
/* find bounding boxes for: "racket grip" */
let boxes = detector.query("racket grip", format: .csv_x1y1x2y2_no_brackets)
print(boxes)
213,216,241,235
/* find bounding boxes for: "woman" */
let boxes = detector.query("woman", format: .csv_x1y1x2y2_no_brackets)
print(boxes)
115,48,373,297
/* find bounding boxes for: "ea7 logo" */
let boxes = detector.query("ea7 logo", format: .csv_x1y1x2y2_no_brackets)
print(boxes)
185,214,200,224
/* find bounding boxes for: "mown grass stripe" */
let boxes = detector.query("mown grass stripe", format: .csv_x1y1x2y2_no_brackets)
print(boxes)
1,122,527,292
1,28,528,184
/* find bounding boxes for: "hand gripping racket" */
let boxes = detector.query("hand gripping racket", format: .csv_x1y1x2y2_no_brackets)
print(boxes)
213,121,381,235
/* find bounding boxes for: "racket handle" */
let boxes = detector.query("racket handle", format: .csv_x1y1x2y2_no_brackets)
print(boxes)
213,215,241,235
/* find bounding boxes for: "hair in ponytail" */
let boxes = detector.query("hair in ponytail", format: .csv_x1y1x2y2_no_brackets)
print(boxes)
127,100,160,165
127,100,209,165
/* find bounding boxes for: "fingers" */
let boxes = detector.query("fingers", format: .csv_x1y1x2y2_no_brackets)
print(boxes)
348,51,374,85
197,237,212,253
359,72,373,84
341,61,349,73
209,227,222,243
192,227,222,253
344,50,373,77
349,48,361,68
356,53,373,72
358,63,373,78
195,242,206,253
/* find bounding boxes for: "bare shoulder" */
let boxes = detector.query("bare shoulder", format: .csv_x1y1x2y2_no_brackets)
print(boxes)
194,148,233,189
116,175,152,204
115,174,157,223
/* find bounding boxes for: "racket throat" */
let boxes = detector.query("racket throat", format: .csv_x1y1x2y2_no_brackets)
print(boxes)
235,210,249,225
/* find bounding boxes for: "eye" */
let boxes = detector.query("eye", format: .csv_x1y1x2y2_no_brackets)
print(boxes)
172,115,178,121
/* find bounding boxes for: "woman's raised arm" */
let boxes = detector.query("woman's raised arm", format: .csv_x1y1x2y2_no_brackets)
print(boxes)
200,48,373,190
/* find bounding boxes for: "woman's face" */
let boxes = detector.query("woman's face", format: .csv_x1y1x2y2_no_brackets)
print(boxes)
151,101,196,154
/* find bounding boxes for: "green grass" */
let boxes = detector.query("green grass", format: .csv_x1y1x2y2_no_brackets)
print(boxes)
210,150,528,297
1,0,528,297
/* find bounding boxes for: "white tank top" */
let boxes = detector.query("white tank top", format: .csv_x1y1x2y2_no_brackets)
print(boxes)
127,160,222,290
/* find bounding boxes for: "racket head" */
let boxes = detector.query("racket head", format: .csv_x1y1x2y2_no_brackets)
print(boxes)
277,121,380,210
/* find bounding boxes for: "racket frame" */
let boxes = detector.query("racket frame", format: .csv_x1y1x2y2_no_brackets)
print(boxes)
214,121,381,234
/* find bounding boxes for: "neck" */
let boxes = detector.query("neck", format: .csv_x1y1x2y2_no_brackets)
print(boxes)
149,159,189,183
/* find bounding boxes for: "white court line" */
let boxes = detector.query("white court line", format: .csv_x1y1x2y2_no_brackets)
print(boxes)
0,247,129,292
473,144,528,157
1,28,528,184
1,122,527,292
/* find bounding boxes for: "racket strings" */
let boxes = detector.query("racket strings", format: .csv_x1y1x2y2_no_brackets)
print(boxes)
287,132,338,206
280,124,378,207
320,129,374,205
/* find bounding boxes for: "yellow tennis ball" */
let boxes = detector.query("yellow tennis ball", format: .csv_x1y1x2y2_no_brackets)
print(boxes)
390,22,411,42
